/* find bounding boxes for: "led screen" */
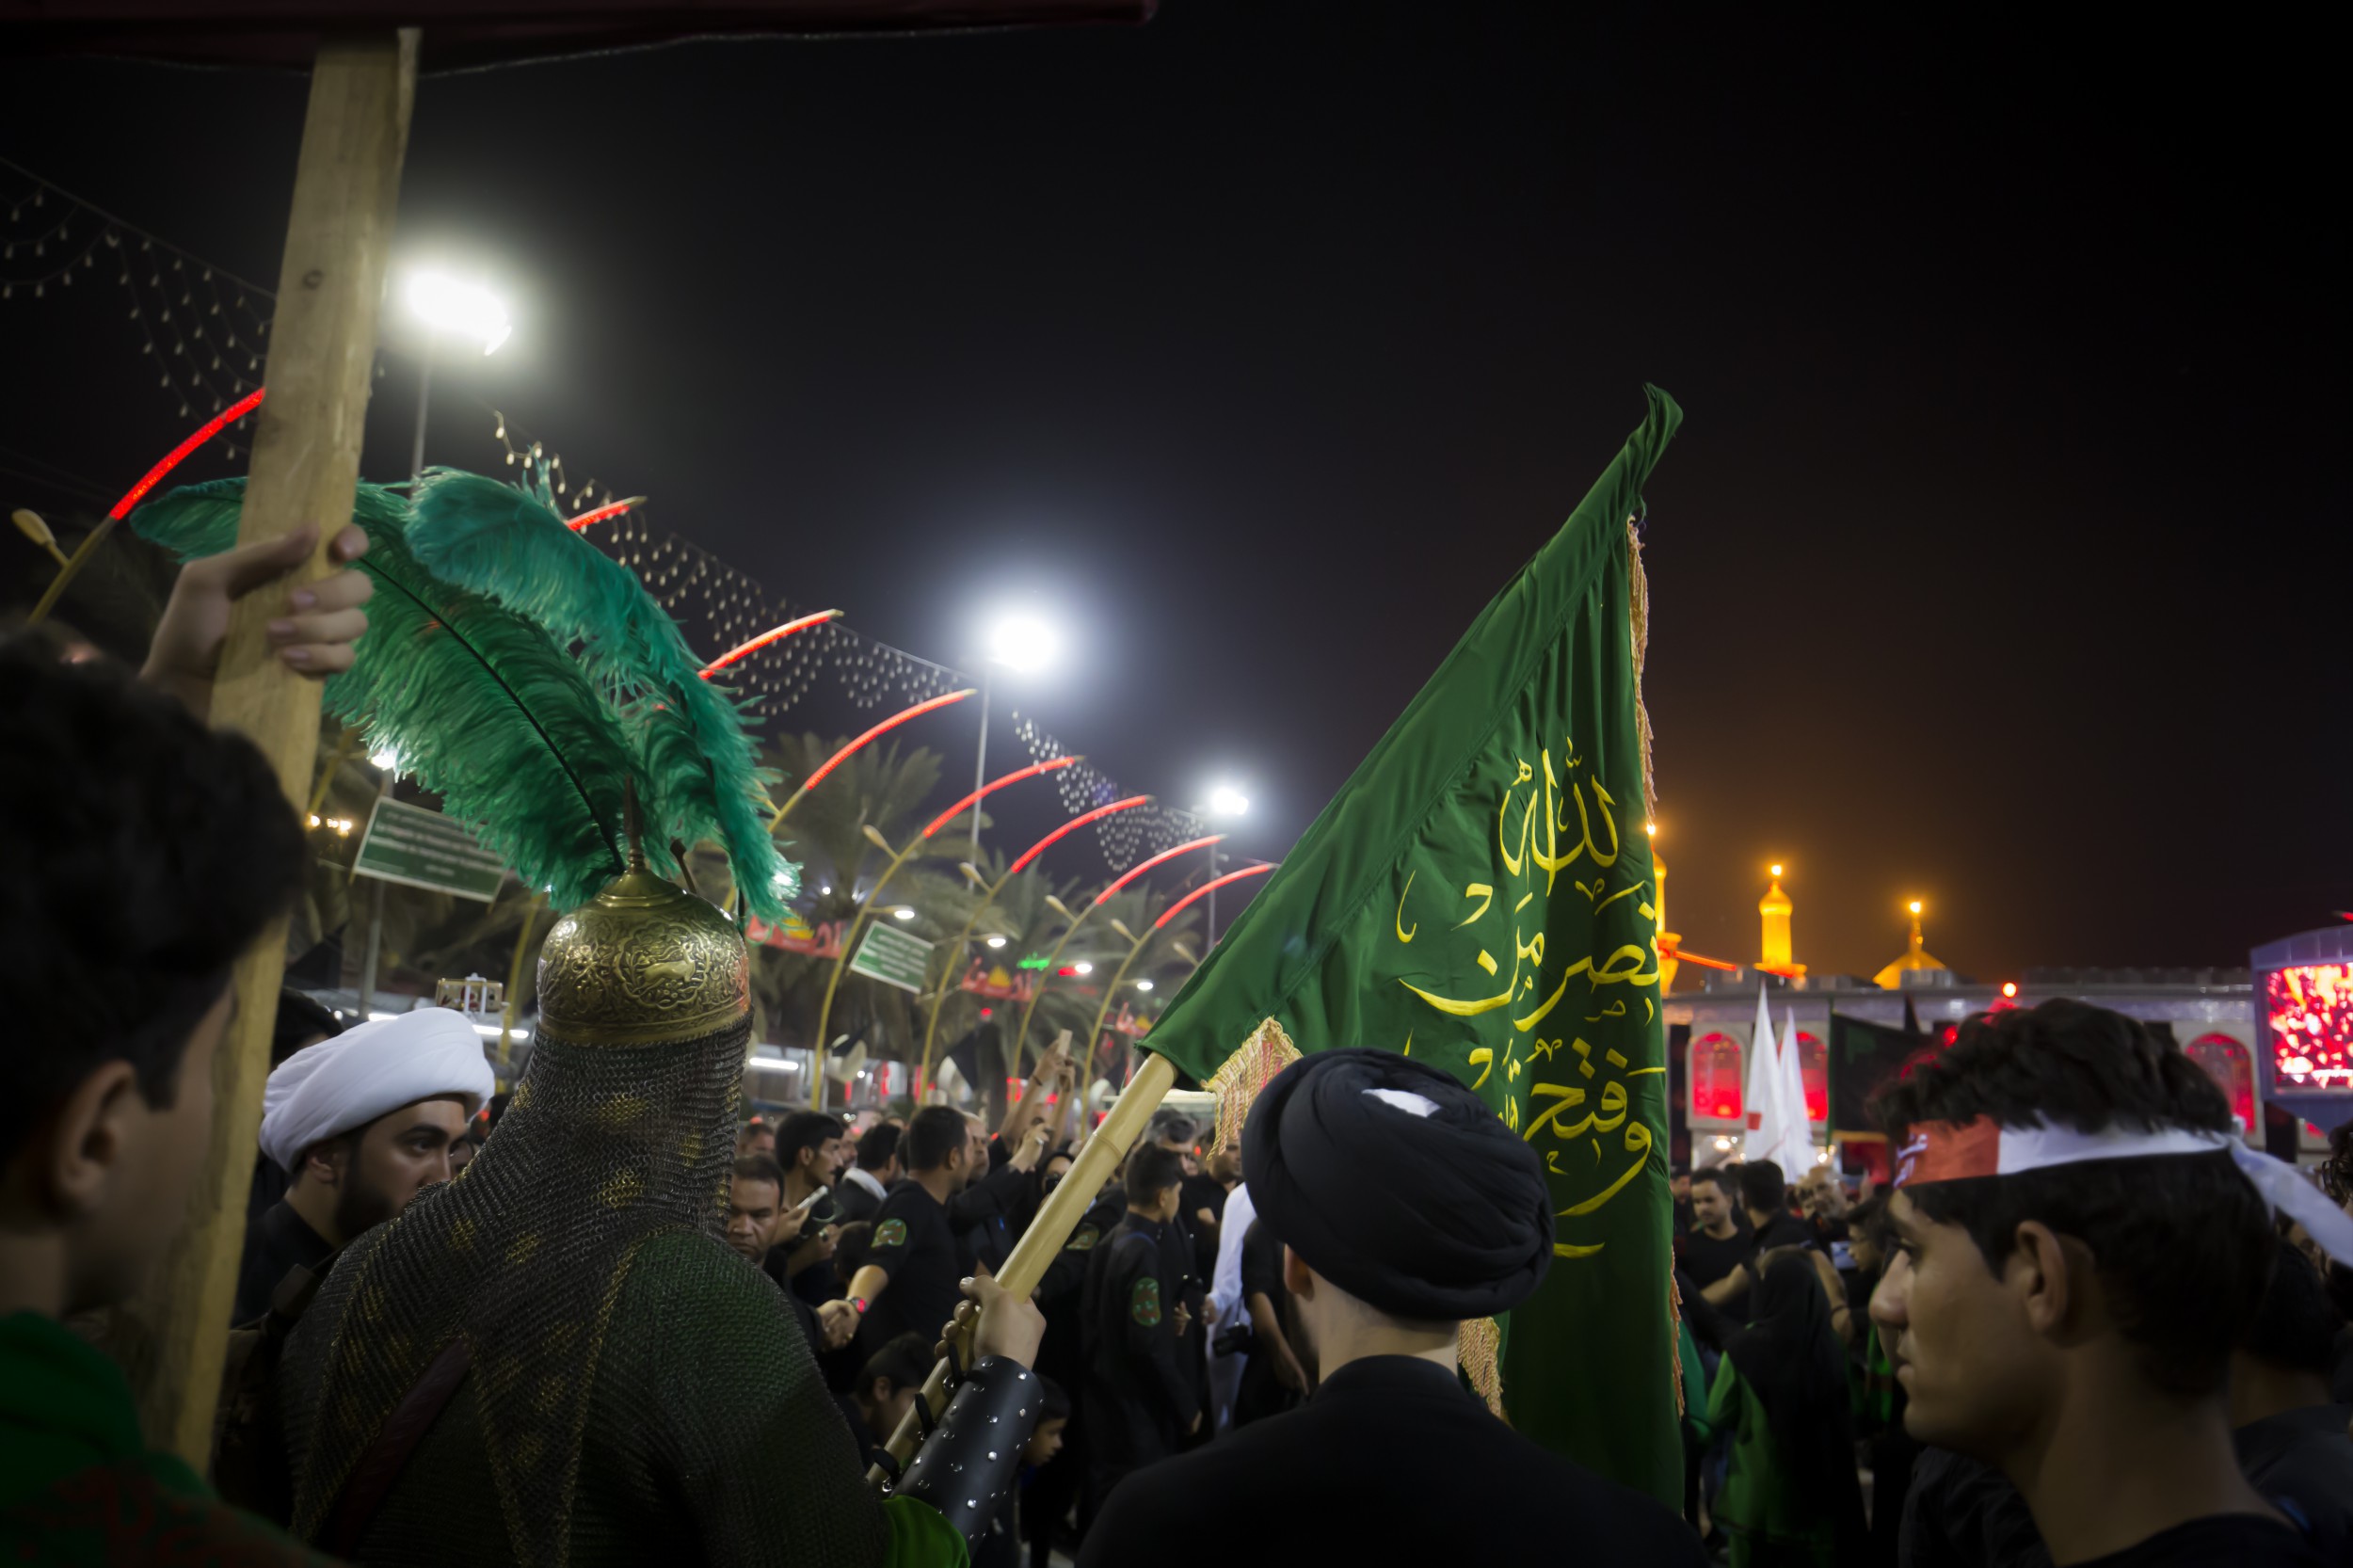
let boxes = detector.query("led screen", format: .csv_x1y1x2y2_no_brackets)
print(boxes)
2265,962,2353,1093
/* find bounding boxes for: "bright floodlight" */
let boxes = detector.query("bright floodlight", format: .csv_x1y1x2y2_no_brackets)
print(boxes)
984,935,1008,950
987,614,1061,673
1209,785,1250,817
371,747,399,771
893,907,917,920
407,271,512,355
1073,961,1094,975
1135,978,1154,992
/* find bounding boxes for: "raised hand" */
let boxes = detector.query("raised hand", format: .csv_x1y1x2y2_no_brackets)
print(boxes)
143,521,373,717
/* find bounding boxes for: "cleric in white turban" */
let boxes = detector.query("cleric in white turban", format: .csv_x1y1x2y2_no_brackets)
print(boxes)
233,1008,493,1321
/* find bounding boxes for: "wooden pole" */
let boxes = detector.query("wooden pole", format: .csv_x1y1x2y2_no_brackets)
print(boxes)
131,31,417,1464
867,1049,1176,1487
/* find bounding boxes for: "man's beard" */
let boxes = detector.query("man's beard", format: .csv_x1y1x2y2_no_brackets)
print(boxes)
330,1170,405,1241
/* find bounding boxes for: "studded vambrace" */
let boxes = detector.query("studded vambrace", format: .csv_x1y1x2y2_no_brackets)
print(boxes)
890,1356,1042,1547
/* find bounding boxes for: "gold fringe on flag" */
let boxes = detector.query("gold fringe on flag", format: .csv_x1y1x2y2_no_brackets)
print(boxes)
1458,1315,1507,1422
1668,1262,1687,1419
1202,1016,1302,1156
1627,519,1657,826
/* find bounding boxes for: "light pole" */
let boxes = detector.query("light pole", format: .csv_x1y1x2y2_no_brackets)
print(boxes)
974,614,1060,858
1201,784,1250,946
400,270,512,478
353,273,513,1019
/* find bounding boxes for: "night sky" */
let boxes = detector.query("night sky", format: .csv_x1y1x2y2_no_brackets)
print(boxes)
2,6,2343,981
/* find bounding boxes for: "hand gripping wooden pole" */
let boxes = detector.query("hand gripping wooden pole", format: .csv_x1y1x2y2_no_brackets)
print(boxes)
867,1050,1176,1488
130,31,417,1464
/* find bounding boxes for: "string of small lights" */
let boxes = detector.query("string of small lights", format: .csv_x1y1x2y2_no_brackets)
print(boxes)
2,155,1210,875
554,468,1209,871
0,158,275,448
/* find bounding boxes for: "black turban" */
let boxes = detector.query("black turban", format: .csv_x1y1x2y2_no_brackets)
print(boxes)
1242,1048,1553,1321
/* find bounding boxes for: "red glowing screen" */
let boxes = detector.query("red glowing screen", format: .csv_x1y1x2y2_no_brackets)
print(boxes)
1798,1031,1828,1125
2265,963,2353,1094
2185,1033,2257,1132
1690,1032,1742,1123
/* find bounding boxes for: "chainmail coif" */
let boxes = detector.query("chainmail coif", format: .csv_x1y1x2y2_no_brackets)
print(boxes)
279,1017,888,1567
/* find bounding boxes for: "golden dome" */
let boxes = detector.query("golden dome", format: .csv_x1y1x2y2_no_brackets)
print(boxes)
536,858,750,1046
1874,904,1948,990
1758,877,1792,918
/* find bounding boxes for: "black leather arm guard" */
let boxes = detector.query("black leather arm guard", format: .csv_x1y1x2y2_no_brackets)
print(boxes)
889,1355,1042,1547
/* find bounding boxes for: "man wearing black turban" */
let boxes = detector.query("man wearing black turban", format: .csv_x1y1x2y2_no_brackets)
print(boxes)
1079,1049,1704,1566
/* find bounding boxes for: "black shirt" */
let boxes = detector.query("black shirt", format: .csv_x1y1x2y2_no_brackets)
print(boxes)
2233,1404,2353,1563
832,1391,888,1473
232,1199,336,1324
1751,1210,1819,1257
1080,1212,1198,1476
1676,1224,1753,1289
1081,1355,1704,1568
947,1159,1030,1277
1232,1220,1300,1429
1239,1218,1285,1307
1899,1446,2050,1568
2075,1516,2325,1567
1179,1171,1225,1280
762,1187,845,1308
861,1180,960,1353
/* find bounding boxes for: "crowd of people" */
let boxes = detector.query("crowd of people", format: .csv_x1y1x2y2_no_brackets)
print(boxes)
5,543,2353,1568
1669,1031,2353,1567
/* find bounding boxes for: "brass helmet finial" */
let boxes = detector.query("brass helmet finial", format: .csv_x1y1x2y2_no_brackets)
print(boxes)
536,812,748,1047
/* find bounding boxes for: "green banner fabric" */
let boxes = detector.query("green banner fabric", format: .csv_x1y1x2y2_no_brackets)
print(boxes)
1141,386,1684,1503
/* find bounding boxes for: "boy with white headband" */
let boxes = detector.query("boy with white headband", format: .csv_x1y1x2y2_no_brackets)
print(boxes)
1871,999,2342,1567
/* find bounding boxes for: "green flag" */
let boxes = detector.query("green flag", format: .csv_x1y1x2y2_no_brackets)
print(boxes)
1141,385,1684,1504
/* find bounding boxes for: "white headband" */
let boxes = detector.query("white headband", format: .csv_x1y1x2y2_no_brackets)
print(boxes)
1895,1116,2353,1268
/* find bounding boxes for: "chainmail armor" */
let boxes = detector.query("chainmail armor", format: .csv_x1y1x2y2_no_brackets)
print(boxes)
279,1018,888,1568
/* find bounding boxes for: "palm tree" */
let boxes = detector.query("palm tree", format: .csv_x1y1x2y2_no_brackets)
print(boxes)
922,854,1086,1122
1036,886,1203,1091
748,734,988,1096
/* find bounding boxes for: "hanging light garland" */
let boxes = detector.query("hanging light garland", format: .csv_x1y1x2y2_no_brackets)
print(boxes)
5,154,1220,879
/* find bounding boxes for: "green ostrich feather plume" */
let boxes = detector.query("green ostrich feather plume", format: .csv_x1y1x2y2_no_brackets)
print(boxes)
405,468,791,918
127,477,792,914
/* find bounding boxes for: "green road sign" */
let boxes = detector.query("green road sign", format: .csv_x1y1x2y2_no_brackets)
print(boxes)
850,920,932,993
353,797,507,902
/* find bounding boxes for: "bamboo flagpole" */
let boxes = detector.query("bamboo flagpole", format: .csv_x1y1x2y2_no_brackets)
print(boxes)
128,32,417,1464
867,1049,1176,1486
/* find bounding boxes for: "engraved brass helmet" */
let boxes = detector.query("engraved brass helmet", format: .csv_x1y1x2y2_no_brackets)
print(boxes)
536,843,750,1048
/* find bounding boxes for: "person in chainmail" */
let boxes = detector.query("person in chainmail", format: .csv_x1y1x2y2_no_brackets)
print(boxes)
275,851,1046,1567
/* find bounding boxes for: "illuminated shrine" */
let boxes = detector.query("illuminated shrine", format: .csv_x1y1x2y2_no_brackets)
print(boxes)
1651,854,2345,1180
1872,901,1949,990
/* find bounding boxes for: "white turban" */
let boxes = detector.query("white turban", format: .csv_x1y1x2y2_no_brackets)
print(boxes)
259,1008,495,1172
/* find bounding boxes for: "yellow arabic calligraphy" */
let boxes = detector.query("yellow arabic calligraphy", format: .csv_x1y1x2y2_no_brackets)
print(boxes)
1399,745,1657,1027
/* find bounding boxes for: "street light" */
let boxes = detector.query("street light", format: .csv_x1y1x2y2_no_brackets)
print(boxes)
1201,783,1251,945
401,268,512,479
987,615,1060,672
968,611,1063,856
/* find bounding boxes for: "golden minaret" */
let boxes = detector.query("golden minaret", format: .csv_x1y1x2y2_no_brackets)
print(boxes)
1758,863,1803,977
